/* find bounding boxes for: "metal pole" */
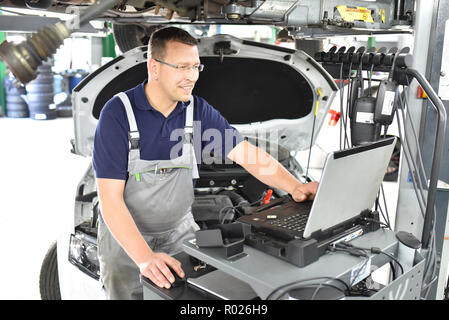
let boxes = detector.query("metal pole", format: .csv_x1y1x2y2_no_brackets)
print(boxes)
394,0,436,239
406,68,447,248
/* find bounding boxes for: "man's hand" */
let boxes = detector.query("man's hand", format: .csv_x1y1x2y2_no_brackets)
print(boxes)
290,182,319,202
227,141,319,203
139,252,185,289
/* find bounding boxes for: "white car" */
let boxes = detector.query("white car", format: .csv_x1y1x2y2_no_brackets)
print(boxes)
38,33,339,299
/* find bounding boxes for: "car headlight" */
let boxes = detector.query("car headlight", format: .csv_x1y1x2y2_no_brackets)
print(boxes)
69,233,100,280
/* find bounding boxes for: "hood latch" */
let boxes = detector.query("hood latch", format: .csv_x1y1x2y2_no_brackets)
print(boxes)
214,41,238,63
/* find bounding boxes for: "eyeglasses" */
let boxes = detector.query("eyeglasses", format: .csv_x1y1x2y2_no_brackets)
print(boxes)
154,58,204,72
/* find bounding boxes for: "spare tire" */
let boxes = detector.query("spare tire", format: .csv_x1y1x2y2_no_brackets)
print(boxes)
112,23,162,53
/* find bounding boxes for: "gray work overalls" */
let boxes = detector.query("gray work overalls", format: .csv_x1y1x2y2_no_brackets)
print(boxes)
97,92,200,300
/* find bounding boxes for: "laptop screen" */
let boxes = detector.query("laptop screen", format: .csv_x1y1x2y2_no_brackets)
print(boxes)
303,137,396,238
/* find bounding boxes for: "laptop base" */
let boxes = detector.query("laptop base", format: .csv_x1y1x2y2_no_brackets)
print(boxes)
240,210,381,267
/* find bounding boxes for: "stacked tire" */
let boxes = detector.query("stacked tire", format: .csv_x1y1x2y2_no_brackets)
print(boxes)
4,74,29,118
54,73,72,118
26,63,56,120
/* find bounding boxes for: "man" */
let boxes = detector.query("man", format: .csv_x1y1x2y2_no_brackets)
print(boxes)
93,27,318,300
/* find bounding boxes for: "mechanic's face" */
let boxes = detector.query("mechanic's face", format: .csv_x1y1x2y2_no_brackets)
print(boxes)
154,40,200,102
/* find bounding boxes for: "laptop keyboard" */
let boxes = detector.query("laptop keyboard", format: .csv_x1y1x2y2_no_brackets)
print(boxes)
267,213,308,233
242,200,313,241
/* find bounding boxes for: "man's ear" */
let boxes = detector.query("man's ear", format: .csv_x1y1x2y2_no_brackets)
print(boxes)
148,58,158,79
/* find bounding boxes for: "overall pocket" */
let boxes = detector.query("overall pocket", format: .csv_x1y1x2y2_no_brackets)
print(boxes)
132,166,191,183
124,167,195,233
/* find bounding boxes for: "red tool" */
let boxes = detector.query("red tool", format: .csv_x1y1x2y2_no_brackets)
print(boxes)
417,85,428,99
328,110,341,126
263,189,273,204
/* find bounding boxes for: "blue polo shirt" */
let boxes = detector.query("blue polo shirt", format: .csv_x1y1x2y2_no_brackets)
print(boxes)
92,81,244,180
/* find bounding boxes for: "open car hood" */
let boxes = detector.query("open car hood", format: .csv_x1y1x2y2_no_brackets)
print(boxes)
72,34,337,158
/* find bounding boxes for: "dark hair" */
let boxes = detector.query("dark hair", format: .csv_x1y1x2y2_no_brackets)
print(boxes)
149,27,198,59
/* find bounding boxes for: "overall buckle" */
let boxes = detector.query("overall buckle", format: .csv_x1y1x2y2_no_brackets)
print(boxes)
128,131,140,150
184,126,193,144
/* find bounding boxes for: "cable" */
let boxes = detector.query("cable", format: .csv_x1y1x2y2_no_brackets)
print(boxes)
402,82,430,186
345,63,354,148
363,217,391,229
337,242,405,277
218,194,267,224
305,110,316,181
265,276,350,300
394,107,426,217
218,206,235,224
330,245,368,258
389,261,397,281
338,63,350,149
396,86,429,211
425,224,438,298
421,206,438,299
327,244,370,288
397,90,428,196
372,248,404,276
380,184,392,229
383,125,389,138
376,204,389,228
357,55,365,94
350,257,371,288
309,283,346,300
333,242,404,286
310,283,325,300
368,64,375,96
388,50,400,81
373,189,391,230
287,283,347,300
339,64,344,150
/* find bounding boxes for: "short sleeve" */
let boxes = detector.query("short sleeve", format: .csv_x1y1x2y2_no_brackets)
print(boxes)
200,100,244,159
92,97,130,180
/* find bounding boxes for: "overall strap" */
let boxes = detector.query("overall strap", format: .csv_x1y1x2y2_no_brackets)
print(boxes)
184,96,199,179
184,95,194,140
115,92,141,157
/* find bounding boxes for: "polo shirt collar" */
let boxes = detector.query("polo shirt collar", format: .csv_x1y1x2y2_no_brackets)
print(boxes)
134,80,190,114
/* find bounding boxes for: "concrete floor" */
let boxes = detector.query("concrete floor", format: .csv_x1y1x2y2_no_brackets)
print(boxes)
0,115,399,299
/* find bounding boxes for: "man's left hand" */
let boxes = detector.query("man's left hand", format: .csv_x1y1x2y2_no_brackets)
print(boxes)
291,182,319,202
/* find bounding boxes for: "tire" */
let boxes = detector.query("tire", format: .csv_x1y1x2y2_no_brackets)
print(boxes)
56,105,72,118
6,103,29,118
26,83,54,94
26,92,54,103
4,77,26,96
112,23,162,53
6,95,26,103
39,241,61,300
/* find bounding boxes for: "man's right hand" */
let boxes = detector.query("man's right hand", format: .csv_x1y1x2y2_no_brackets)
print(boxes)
97,178,185,289
138,252,185,289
